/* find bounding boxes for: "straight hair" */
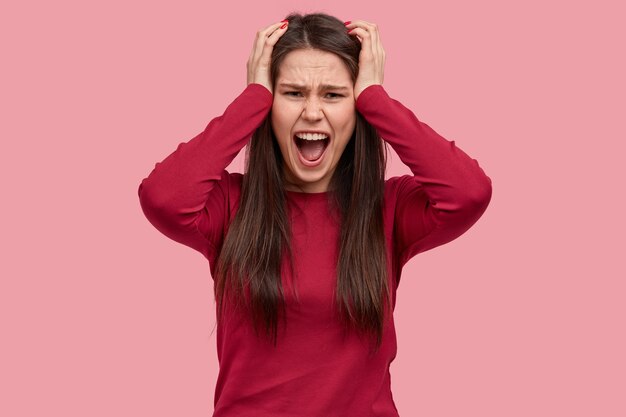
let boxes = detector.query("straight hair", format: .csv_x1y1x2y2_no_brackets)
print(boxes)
214,12,392,352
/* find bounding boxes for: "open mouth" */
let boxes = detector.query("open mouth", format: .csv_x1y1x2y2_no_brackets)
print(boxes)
293,135,330,162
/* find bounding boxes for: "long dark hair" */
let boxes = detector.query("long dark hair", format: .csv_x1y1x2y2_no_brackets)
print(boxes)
214,12,392,351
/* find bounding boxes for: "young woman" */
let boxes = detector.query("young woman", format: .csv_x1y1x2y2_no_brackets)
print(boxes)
138,13,492,417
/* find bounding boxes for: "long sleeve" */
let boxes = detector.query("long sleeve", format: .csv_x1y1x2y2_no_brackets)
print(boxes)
355,84,493,268
138,83,274,259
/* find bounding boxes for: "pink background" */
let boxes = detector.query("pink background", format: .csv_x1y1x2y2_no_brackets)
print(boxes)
3,0,624,416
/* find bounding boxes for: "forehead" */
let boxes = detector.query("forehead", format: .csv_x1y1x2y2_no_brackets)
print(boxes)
277,49,351,85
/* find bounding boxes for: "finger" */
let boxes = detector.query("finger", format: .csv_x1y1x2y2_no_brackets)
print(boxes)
249,23,282,62
252,22,282,56
252,22,283,61
260,21,289,62
252,21,288,65
368,22,383,57
347,26,371,51
348,23,384,61
344,19,366,29
359,21,383,58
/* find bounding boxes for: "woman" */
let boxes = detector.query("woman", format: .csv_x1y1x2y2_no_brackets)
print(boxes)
138,12,492,417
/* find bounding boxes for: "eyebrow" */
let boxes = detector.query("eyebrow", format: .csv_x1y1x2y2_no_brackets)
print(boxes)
278,83,350,91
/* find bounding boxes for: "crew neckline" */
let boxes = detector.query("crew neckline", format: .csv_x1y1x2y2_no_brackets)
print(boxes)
285,189,330,199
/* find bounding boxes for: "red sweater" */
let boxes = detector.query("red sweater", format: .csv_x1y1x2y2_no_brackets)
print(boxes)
138,83,492,416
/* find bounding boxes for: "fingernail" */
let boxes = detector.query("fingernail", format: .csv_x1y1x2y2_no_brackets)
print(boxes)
281,19,288,22
280,22,288,29
344,21,351,25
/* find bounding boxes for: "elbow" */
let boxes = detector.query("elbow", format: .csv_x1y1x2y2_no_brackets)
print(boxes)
137,179,177,236
138,180,155,219
137,179,168,217
464,174,493,218
138,180,152,209
476,174,493,205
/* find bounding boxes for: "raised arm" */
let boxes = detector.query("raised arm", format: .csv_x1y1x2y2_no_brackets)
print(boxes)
138,21,291,260
355,84,493,268
138,83,273,258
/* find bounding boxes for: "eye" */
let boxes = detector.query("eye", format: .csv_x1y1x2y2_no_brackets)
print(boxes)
284,92,343,98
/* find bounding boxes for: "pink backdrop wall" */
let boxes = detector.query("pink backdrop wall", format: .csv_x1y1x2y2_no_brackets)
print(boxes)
3,0,624,416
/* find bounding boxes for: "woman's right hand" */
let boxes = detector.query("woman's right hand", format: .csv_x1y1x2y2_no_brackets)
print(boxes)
246,20,289,94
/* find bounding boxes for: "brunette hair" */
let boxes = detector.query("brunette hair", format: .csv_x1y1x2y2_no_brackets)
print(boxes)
214,12,392,351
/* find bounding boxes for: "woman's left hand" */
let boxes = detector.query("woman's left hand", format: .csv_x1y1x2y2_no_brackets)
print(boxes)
345,20,386,101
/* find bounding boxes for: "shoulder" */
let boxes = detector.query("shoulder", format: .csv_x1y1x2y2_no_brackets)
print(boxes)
218,170,244,210
384,175,405,191
214,169,243,191
383,174,429,218
226,170,244,189
202,170,244,225
384,174,418,199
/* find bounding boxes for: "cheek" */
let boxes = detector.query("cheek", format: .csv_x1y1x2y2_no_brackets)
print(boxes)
271,102,298,131
271,109,289,145
329,108,356,137
332,103,356,121
271,128,292,158
331,115,356,154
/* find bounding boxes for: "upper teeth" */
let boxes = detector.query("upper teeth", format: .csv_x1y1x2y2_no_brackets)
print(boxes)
295,133,329,140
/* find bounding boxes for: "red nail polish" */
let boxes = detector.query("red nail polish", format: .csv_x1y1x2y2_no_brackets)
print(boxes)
280,22,288,29
344,21,351,25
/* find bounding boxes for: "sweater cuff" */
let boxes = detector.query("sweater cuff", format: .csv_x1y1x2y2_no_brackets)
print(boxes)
245,83,274,103
355,84,386,112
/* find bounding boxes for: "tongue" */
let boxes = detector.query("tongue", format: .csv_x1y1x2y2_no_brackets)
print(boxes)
299,140,326,161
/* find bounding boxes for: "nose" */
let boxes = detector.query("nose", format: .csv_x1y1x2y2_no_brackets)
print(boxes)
301,97,324,121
